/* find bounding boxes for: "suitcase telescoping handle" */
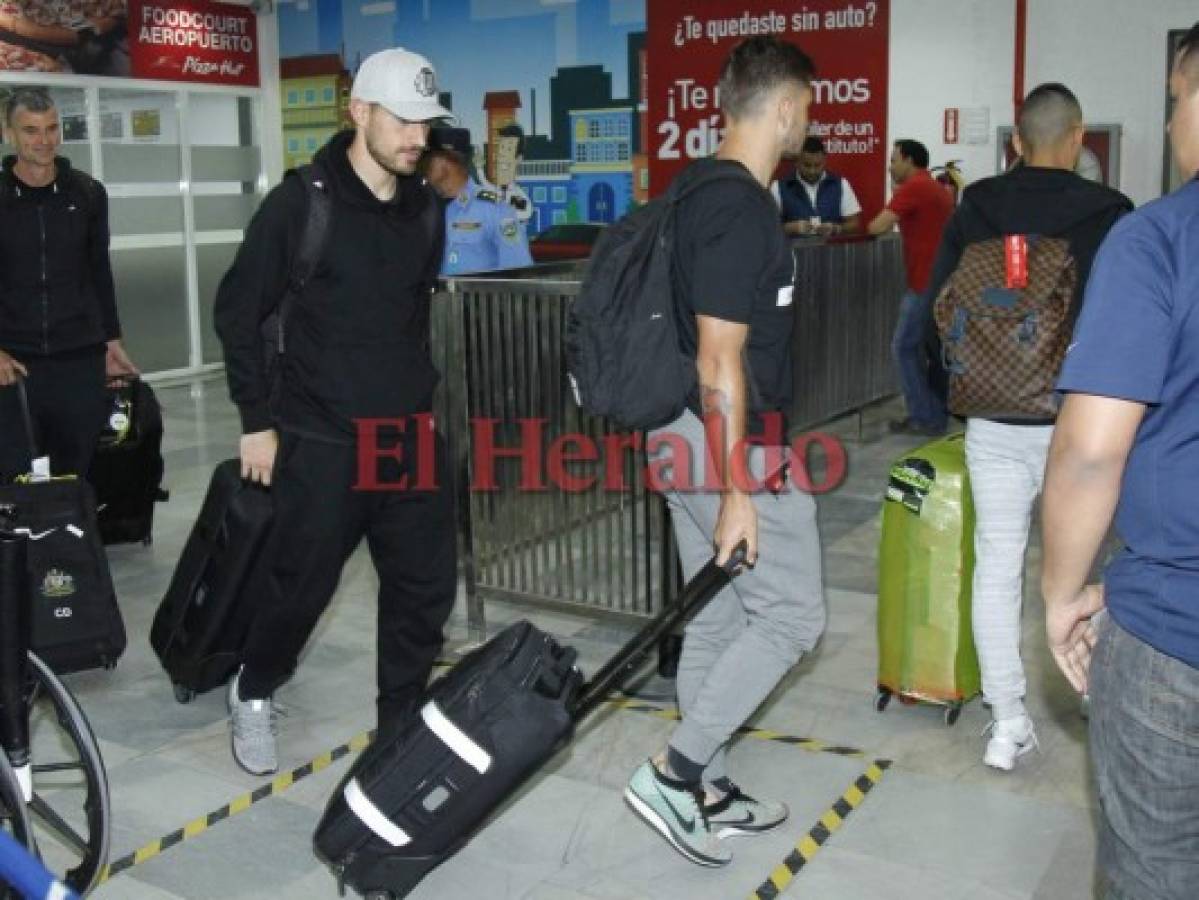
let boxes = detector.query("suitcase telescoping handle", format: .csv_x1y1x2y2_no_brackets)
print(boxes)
569,543,748,722
13,379,39,462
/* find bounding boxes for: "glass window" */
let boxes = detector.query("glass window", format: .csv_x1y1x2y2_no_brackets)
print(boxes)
553,209,567,225
589,120,601,138
287,91,299,105
618,144,629,161
307,136,318,150
552,186,567,204
323,87,335,102
533,186,547,203
98,88,189,371
288,138,300,152
575,144,586,162
188,93,265,363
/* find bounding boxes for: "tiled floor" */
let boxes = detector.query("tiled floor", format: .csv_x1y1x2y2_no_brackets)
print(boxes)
52,379,1099,899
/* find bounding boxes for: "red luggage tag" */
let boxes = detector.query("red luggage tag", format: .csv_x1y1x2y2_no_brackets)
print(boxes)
1005,235,1028,289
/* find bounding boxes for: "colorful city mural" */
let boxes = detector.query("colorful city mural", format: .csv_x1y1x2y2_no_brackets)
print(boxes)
278,0,647,233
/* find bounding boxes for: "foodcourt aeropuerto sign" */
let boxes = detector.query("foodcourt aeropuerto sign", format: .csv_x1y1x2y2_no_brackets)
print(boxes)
130,0,259,86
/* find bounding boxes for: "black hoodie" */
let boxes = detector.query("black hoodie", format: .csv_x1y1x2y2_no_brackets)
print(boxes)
0,155,120,356
925,166,1133,425
214,130,444,441
927,166,1133,324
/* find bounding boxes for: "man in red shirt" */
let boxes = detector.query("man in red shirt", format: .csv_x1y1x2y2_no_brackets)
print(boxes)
868,139,954,434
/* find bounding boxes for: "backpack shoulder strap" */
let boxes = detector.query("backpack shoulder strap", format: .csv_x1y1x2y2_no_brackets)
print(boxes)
276,162,332,353
669,163,767,208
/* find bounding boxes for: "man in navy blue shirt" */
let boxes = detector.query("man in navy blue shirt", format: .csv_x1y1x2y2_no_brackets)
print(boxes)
773,136,862,236
1041,22,1199,899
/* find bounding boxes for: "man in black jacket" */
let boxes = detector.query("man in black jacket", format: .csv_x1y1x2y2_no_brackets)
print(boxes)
0,87,138,481
213,48,457,776
924,83,1132,773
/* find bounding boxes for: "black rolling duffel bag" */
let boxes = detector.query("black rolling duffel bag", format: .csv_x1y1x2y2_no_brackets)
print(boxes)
313,549,743,899
150,459,272,703
89,377,169,546
0,382,125,674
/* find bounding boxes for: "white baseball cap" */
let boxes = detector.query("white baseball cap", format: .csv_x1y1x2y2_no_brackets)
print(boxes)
351,48,456,124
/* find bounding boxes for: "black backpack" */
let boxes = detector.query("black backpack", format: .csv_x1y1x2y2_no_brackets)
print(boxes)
565,165,760,431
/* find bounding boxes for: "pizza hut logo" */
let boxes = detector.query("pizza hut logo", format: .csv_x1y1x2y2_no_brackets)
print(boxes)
414,67,437,98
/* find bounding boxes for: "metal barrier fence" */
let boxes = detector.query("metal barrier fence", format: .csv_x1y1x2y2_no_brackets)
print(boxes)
431,267,681,640
790,234,906,430
432,235,905,637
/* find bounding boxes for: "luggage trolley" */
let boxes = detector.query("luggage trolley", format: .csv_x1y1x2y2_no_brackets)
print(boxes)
0,530,111,896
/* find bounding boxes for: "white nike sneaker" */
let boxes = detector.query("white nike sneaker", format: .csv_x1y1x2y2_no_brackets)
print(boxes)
983,714,1038,772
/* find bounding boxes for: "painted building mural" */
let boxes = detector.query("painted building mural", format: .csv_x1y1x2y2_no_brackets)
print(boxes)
277,0,647,233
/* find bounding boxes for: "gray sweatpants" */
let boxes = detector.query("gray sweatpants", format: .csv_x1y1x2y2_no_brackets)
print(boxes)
650,410,826,783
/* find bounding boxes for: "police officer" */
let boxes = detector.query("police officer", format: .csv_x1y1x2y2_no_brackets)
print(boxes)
423,127,532,275
494,123,533,224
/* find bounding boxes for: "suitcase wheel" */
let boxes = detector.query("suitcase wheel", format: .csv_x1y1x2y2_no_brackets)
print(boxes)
874,687,891,713
173,683,195,704
944,702,963,727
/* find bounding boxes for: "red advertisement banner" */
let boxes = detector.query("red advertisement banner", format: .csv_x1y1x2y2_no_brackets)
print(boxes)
130,0,258,87
647,1,890,218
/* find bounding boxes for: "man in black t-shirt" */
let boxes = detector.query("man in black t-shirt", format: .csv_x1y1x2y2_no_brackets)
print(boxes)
624,37,826,868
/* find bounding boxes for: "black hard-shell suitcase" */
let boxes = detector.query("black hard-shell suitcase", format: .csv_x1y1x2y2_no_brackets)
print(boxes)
0,382,125,674
313,551,741,899
150,459,272,703
89,378,168,546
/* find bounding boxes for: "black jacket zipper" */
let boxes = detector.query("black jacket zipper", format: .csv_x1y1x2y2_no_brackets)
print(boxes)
38,204,49,354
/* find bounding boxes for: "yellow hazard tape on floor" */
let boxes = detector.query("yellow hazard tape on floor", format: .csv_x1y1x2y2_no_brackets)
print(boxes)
97,661,878,887
96,730,374,885
609,698,868,759
747,760,892,900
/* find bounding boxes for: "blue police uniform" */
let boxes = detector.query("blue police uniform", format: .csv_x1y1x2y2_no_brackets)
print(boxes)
442,177,533,275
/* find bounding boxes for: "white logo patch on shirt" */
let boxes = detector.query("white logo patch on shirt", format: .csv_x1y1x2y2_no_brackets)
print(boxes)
777,285,794,307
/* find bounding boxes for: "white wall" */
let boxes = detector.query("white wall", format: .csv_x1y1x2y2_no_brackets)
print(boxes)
886,0,1193,206
888,0,1015,193
1026,0,1194,205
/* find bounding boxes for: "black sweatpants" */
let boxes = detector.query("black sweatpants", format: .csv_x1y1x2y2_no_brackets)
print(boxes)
0,348,107,483
238,427,457,732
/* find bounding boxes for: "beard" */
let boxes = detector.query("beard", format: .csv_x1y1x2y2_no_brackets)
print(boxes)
365,126,422,177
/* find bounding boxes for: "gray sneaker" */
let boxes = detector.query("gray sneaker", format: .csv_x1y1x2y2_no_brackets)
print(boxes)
624,761,732,867
704,781,788,838
228,669,278,776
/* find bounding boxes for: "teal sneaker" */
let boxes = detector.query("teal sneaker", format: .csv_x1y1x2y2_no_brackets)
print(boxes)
704,781,788,838
624,761,732,867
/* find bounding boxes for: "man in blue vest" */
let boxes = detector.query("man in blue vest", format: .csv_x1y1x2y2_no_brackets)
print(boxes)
774,136,862,236
423,127,532,275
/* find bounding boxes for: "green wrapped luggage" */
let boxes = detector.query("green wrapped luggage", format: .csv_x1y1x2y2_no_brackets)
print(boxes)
876,433,981,725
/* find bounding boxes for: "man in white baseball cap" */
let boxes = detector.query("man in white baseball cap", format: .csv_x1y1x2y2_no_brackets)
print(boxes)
213,47,459,776
351,47,456,125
